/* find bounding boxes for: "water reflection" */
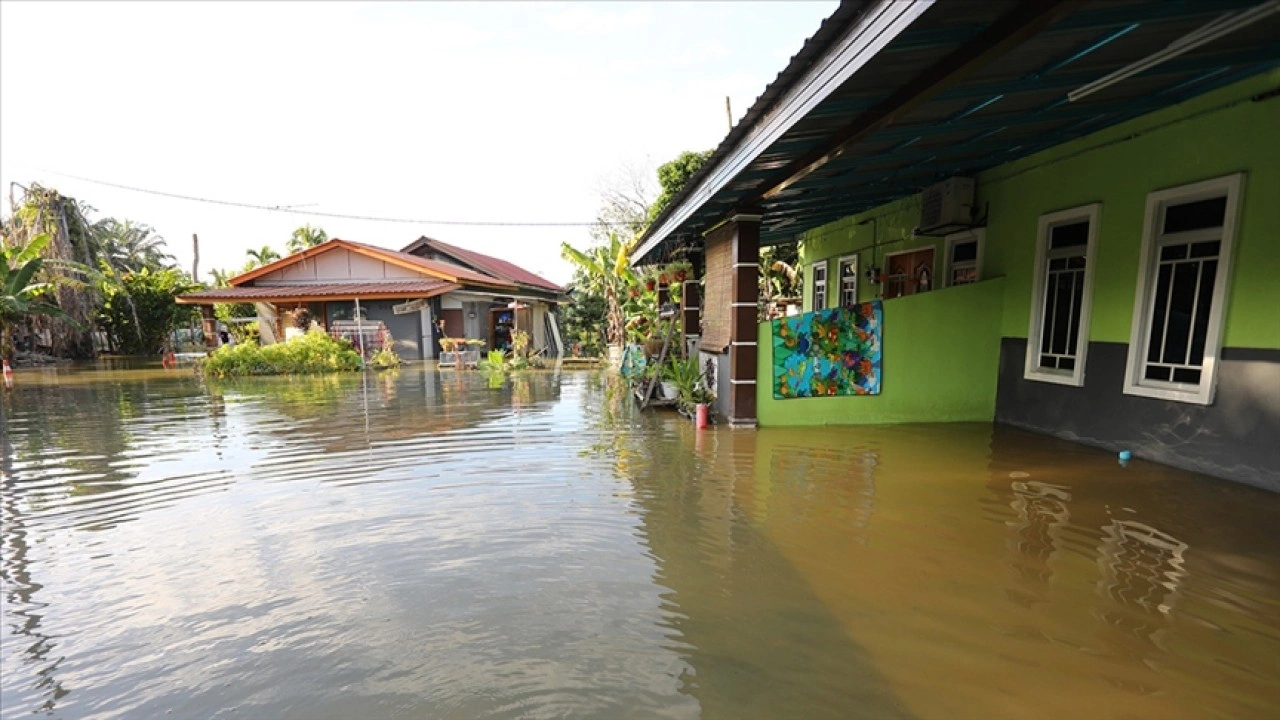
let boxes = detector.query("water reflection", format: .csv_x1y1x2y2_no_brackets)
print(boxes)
2,366,1280,719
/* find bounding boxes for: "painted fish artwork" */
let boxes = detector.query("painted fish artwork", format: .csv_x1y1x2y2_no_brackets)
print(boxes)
771,302,882,399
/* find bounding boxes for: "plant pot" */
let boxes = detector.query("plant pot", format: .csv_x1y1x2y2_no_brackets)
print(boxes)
644,280,657,292
660,380,678,399
606,344,624,369
674,270,687,282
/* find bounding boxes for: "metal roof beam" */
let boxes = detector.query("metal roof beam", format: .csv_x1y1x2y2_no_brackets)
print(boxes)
756,0,1082,203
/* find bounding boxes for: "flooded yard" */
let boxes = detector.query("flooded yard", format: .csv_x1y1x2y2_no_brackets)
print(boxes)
2,364,1279,719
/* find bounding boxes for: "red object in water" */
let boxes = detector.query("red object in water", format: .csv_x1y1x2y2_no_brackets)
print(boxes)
2,359,13,387
695,403,709,429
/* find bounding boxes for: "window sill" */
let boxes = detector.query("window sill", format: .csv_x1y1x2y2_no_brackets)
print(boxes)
1023,369,1084,387
1122,382,1213,406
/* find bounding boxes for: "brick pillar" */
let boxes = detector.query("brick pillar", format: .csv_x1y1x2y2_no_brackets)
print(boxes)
727,215,760,426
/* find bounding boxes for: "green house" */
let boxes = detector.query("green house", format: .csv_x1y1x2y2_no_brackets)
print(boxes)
632,0,1280,489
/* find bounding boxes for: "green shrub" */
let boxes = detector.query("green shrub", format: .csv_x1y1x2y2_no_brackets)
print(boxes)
199,329,363,377
368,346,400,370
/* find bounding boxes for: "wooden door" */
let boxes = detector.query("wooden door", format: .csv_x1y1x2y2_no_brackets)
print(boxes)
440,309,464,339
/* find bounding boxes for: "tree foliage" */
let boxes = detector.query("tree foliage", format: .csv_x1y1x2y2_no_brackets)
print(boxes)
560,233,637,348
1,234,83,360
287,224,328,254
2,184,110,357
648,150,713,224
97,267,198,355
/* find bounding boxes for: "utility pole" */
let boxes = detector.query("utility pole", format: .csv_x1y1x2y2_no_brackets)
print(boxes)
192,233,200,281
725,96,733,132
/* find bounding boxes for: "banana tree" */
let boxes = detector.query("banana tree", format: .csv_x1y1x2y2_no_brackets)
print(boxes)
2,234,81,361
560,233,637,349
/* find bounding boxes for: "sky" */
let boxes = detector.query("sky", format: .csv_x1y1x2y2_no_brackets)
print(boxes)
0,1,837,285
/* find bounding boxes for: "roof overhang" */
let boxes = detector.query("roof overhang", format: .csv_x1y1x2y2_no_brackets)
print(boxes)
177,281,462,305
633,0,1280,264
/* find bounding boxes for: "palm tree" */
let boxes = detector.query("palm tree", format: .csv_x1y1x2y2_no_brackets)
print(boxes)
2,234,81,361
95,219,174,273
209,268,234,288
286,225,328,254
245,246,281,268
560,233,637,349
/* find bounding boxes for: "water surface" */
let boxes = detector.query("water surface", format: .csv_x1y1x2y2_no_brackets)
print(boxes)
3,363,1279,719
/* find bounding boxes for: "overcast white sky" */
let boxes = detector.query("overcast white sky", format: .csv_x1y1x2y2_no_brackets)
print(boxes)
0,1,836,285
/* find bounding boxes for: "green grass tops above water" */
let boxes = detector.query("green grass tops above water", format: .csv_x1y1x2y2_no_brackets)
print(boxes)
200,330,365,377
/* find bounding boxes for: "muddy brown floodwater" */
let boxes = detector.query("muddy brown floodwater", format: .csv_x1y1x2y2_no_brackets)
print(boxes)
2,362,1279,719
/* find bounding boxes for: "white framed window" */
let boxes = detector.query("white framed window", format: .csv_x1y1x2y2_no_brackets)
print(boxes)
1124,173,1243,405
945,229,985,286
811,262,827,310
838,255,858,307
1025,204,1100,386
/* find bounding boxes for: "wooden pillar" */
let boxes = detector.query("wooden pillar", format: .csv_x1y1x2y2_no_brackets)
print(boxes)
727,215,760,426
200,305,218,349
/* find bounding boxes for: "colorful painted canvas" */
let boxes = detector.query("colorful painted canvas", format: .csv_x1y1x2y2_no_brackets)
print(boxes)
771,302,882,399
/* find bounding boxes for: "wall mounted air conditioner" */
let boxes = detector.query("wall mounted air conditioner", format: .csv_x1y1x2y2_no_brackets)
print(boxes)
919,177,976,233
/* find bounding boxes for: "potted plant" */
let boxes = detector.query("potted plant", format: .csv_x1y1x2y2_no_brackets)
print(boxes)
643,271,658,292
659,359,682,400
667,260,692,284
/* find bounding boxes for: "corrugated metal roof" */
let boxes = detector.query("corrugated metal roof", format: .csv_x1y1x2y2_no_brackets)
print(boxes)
634,0,1280,262
401,236,565,294
178,280,458,303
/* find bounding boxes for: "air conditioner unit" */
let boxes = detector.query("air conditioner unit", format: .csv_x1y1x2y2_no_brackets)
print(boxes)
919,177,976,233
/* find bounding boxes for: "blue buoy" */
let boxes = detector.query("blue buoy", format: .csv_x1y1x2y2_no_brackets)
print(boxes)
1118,450,1132,462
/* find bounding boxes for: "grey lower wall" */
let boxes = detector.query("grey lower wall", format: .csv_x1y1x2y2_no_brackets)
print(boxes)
995,338,1280,492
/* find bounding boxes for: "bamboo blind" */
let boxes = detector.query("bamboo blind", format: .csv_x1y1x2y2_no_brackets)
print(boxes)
699,226,733,352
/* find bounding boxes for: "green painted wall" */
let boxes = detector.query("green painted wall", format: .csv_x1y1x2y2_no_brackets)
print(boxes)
769,71,1280,428
758,278,1005,426
798,70,1280,351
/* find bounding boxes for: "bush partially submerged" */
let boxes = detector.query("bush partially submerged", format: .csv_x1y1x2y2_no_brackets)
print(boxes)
200,330,363,377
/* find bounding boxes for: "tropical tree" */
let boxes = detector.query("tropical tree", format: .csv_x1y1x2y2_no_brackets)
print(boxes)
1,234,81,361
209,267,235,288
245,245,281,267
560,232,637,349
648,149,713,224
97,267,198,355
3,184,107,357
286,224,328,254
96,219,174,273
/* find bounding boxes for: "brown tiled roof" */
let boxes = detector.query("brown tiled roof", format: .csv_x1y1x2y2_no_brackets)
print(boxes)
227,239,516,290
177,280,459,304
402,236,564,293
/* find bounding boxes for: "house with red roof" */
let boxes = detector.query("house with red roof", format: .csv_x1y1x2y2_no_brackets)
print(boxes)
178,238,566,361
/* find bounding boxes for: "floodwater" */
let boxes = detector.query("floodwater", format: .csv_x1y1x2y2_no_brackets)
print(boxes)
2,364,1279,720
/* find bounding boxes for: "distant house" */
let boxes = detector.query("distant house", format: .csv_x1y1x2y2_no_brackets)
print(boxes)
631,0,1280,489
178,238,566,360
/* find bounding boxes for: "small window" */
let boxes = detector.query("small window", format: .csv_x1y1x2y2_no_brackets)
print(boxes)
883,247,935,300
1124,174,1242,405
945,230,984,286
1025,204,1100,386
811,262,827,310
838,255,858,307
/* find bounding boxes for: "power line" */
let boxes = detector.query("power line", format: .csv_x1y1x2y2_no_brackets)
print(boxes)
25,169,638,228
